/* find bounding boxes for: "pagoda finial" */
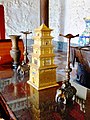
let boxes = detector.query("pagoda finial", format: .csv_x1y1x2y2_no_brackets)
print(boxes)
42,17,45,24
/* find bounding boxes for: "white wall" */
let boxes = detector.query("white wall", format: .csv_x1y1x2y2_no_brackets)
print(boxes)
1,0,40,39
49,0,65,42
0,0,90,44
49,0,90,44
64,0,90,43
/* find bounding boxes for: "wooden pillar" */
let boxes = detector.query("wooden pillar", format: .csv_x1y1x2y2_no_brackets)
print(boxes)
40,0,49,27
0,5,5,39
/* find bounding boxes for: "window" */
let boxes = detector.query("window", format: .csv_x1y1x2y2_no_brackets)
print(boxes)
45,58,51,65
34,59,37,65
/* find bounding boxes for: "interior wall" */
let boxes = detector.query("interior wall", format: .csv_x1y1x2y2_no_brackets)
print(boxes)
0,0,90,44
49,0,90,44
1,0,40,39
64,0,90,44
49,0,65,42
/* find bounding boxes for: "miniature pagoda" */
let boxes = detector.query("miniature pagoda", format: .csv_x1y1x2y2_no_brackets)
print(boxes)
27,24,58,90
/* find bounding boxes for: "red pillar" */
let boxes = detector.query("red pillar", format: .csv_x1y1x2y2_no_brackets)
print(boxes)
0,5,5,39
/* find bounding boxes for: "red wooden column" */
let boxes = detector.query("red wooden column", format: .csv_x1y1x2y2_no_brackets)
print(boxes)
40,0,49,27
0,5,5,39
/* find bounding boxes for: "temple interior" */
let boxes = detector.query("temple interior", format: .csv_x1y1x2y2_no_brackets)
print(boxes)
0,0,90,120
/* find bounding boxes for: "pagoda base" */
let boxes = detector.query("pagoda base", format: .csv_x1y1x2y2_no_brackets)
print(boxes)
27,80,59,90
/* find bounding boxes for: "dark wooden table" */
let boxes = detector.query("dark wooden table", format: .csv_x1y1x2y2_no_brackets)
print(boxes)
0,65,85,120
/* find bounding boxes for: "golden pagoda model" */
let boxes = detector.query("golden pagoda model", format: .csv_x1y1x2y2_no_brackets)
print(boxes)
27,24,58,90
29,85,57,120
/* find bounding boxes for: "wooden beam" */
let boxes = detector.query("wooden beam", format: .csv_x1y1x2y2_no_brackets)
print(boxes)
40,0,49,27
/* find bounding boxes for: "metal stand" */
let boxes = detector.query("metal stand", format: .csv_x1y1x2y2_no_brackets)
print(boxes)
16,31,32,77
56,34,79,104
21,31,32,64
60,34,79,82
